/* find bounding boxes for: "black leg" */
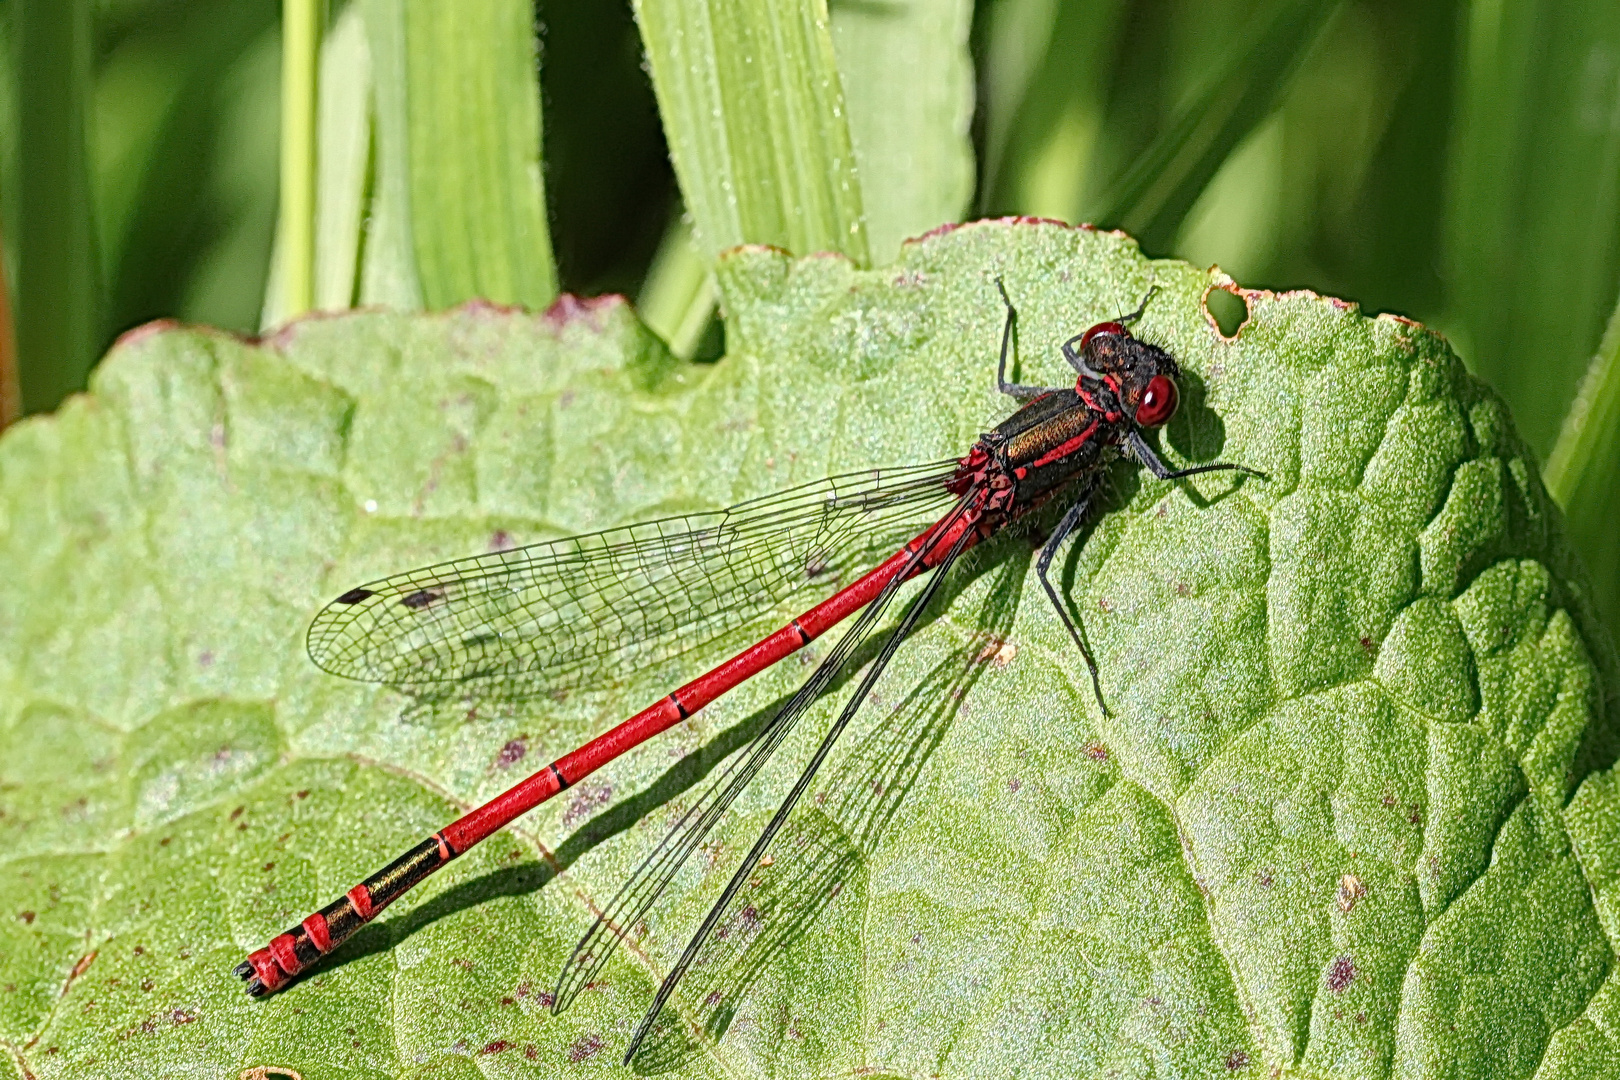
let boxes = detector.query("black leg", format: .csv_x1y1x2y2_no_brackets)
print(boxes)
994,277,1062,401
1060,334,1087,377
1035,484,1109,716
1126,429,1269,482
1118,283,1160,327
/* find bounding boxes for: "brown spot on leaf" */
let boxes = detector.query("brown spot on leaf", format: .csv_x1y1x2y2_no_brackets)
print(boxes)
975,637,1018,667
1336,874,1366,913
481,1040,512,1055
18,911,34,924
563,783,614,827
1084,744,1110,761
1225,1050,1250,1070
1327,955,1356,993
495,738,528,768
567,1034,604,1062
542,293,624,331
68,951,98,985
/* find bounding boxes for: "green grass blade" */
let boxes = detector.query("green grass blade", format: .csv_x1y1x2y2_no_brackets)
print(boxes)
403,0,556,309
359,0,556,312
313,6,372,311
1091,0,1338,254
0,220,16,428
980,0,1127,222
357,0,421,309
264,4,371,324
276,0,323,320
1546,290,1620,642
634,0,869,266
638,212,715,360
830,0,975,263
977,0,1060,214
1445,0,1620,457
14,0,99,414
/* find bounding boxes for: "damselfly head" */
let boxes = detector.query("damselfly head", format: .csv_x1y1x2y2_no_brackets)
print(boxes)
1074,320,1182,428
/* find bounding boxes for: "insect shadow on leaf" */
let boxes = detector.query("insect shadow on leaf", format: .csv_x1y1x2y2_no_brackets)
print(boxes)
1162,367,1227,467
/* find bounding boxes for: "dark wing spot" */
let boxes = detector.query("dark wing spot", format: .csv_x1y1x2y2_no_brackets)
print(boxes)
401,589,444,610
336,588,376,604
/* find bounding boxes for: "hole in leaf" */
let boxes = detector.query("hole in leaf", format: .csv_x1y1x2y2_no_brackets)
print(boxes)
1204,288,1248,339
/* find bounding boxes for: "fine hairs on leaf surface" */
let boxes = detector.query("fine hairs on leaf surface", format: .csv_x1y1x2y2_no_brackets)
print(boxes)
1,221,1619,1078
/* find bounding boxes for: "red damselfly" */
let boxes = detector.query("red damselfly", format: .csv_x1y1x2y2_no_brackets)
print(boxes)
235,282,1264,1061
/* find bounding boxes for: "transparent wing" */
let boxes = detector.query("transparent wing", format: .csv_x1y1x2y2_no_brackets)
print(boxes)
633,556,1029,1067
550,499,974,1027
620,519,977,1061
307,462,958,695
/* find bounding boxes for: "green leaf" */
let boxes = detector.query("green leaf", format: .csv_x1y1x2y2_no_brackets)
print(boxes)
358,0,557,312
2,221,1618,1077
634,0,869,266
1445,0,1620,457
829,0,975,264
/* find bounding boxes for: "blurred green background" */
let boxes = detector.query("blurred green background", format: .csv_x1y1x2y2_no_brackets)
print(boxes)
1,0,1617,640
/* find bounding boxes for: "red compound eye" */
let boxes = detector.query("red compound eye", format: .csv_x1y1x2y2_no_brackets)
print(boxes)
1078,321,1125,352
1136,375,1178,427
